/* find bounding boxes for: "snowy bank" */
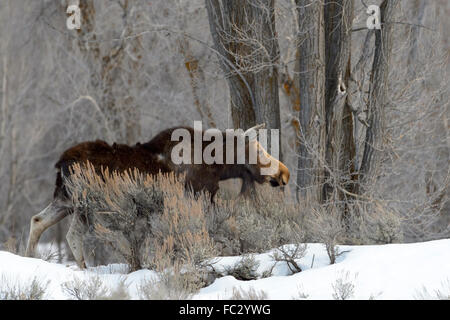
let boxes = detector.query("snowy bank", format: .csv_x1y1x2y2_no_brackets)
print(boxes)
1,239,449,299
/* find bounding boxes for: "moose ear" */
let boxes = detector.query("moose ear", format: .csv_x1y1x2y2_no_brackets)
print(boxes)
244,123,265,141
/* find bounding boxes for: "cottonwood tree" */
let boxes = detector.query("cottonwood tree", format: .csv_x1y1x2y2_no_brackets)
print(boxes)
290,0,356,230
323,0,356,205
293,0,356,205
359,0,400,186
205,0,282,154
293,0,448,242
293,0,401,207
294,0,326,203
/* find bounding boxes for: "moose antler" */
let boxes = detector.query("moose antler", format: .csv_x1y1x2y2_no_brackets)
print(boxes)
244,123,266,141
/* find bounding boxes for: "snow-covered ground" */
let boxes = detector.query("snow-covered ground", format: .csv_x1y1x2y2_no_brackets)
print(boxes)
1,239,449,299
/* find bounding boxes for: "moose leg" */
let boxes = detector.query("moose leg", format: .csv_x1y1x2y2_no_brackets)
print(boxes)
239,176,255,197
66,213,87,269
25,199,70,258
238,177,262,205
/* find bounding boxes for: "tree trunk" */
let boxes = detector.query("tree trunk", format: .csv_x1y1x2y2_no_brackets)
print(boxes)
75,0,143,144
295,0,326,202
359,0,400,186
407,0,427,77
205,0,281,154
323,0,356,202
179,40,216,128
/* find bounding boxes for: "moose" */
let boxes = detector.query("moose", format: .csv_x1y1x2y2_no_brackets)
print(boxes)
25,124,290,268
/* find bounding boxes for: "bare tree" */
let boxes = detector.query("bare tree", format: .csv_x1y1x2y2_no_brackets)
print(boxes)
323,0,356,204
205,0,282,154
359,0,400,185
294,0,326,203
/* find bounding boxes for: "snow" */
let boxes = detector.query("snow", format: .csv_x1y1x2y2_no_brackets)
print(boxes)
1,239,449,299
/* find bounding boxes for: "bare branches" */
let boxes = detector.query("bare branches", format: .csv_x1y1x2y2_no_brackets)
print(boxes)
205,0,282,142
272,243,306,273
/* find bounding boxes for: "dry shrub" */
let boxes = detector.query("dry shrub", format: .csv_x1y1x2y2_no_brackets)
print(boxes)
314,195,405,247
65,162,217,273
143,226,218,298
346,200,403,245
36,244,62,263
62,162,315,300
299,191,403,264
65,163,219,298
168,179,402,269
331,270,357,300
138,259,202,300
223,255,260,281
60,161,408,301
292,285,310,300
230,286,268,300
415,278,450,300
65,163,304,271
272,242,307,274
304,204,345,264
0,274,49,300
61,275,130,300
207,185,304,255
64,161,406,286
2,237,18,254
148,188,217,269
61,275,109,300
